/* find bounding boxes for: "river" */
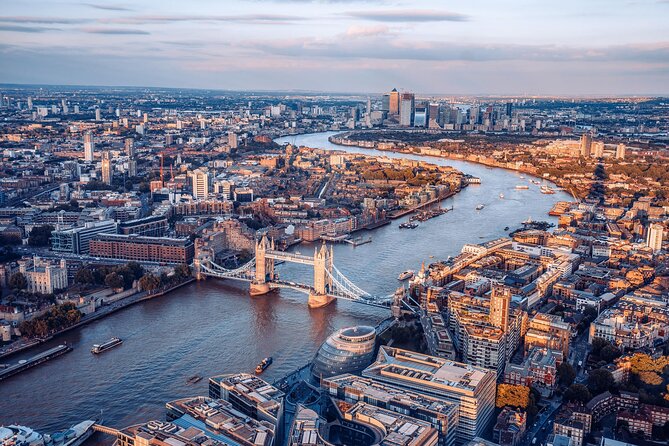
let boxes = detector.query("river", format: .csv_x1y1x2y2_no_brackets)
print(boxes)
1,131,570,438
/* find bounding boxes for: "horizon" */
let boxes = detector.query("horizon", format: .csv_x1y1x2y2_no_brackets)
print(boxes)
1,0,669,95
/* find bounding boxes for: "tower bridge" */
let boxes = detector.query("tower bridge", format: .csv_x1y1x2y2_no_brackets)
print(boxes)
195,235,393,309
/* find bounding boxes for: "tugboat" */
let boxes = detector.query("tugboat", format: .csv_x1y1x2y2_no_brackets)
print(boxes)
397,270,415,281
255,357,273,374
91,337,123,354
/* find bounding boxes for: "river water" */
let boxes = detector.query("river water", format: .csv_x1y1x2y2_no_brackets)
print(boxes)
1,131,570,438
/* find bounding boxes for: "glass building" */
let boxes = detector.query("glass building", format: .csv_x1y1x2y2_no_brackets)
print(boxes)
311,326,377,380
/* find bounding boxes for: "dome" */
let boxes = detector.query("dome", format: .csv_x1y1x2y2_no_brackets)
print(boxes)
312,325,377,380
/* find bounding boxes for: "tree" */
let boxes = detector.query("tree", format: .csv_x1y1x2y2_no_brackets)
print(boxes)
173,264,191,280
583,305,598,322
588,369,615,395
591,337,611,357
9,272,27,291
75,268,94,285
139,274,160,292
125,262,144,280
104,272,124,290
564,384,592,404
28,225,54,247
558,362,576,387
496,384,531,409
600,344,622,363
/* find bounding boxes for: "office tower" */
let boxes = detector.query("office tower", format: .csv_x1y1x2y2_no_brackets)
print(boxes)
469,106,479,125
399,93,415,127
592,141,604,158
101,151,112,185
414,102,428,127
489,285,511,332
125,138,135,158
128,159,137,177
27,96,33,110
95,108,101,121
228,131,238,149
646,223,664,253
191,169,209,199
580,134,592,157
428,103,440,128
83,132,95,162
363,346,497,444
505,102,513,116
389,88,400,115
381,94,390,113
616,143,626,160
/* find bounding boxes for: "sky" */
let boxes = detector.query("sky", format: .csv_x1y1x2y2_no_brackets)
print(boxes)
1,0,668,95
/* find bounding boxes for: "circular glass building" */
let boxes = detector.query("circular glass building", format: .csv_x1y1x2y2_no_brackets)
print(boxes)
312,325,377,380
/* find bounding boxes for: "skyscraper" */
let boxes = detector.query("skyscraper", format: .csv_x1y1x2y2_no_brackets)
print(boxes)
413,102,428,127
399,93,414,127
95,108,101,121
228,131,238,149
125,138,135,158
101,151,112,185
580,134,592,157
389,88,400,116
616,143,626,160
83,132,95,162
592,141,604,158
191,169,209,199
647,223,664,253
381,94,390,113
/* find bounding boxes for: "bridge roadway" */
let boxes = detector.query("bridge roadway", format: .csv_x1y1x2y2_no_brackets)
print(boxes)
265,250,315,266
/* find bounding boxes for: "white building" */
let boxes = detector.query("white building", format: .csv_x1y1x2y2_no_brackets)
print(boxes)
191,169,210,200
19,258,68,294
646,223,664,253
83,132,95,162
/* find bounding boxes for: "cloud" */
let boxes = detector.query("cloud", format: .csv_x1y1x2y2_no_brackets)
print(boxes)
98,14,306,25
346,9,470,22
82,3,133,11
81,26,150,35
344,24,391,38
0,16,90,24
0,24,60,33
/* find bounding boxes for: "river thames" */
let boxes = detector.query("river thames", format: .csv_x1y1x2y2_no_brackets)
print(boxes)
1,132,570,437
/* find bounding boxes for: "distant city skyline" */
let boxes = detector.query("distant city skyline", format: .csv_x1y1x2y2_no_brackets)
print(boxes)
1,0,669,95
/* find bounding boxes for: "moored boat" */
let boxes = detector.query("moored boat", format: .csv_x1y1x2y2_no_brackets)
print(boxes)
0,420,97,446
255,357,273,374
397,270,414,281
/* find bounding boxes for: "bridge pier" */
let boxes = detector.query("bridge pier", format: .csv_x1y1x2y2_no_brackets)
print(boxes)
308,291,335,308
250,282,272,296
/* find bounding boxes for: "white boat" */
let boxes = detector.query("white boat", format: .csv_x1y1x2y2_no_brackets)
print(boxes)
499,193,505,199
0,420,96,446
397,270,415,281
476,204,485,210
515,185,529,190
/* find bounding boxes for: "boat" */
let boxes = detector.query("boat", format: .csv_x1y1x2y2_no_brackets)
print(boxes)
515,185,529,190
187,375,202,384
255,357,273,374
504,226,510,231
499,193,504,199
540,185,556,194
476,204,485,210
399,222,418,229
0,420,97,446
397,270,415,281
91,337,123,354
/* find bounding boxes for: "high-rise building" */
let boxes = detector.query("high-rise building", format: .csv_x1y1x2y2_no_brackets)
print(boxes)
646,223,664,253
191,168,209,199
505,102,513,117
95,108,101,121
128,159,137,177
381,94,390,113
400,93,415,127
125,138,135,158
27,96,33,110
389,88,400,116
616,143,626,160
489,285,511,332
580,134,592,157
83,132,95,162
101,151,113,185
592,141,604,158
414,102,428,128
428,103,441,128
228,131,238,149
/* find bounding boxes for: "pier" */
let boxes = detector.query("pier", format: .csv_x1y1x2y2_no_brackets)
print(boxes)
0,344,72,382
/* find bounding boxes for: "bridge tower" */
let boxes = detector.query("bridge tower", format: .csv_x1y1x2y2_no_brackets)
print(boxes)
250,235,275,296
309,242,335,308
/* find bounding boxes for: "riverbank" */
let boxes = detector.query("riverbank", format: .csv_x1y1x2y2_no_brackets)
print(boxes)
326,132,572,195
0,278,195,361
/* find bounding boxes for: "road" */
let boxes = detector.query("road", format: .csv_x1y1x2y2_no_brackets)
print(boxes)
523,399,562,445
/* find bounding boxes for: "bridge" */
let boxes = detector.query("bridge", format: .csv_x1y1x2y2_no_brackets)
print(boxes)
195,235,395,309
